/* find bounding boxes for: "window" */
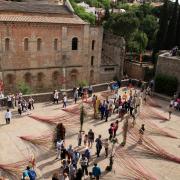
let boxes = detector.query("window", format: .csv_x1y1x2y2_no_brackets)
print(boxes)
54,39,58,51
92,40,95,50
37,38,42,51
5,38,10,51
72,37,78,50
24,38,29,51
37,72,44,82
6,74,14,84
91,56,94,66
24,73,32,84
104,67,115,72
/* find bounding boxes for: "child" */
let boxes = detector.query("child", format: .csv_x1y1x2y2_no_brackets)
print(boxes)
138,124,145,144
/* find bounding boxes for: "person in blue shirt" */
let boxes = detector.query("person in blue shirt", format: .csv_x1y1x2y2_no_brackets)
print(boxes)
27,166,37,180
92,163,101,180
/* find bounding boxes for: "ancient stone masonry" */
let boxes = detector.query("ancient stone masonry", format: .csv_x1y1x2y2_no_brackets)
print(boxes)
0,1,103,92
100,32,126,82
156,52,180,90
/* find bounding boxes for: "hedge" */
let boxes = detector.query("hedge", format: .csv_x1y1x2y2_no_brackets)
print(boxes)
155,74,178,96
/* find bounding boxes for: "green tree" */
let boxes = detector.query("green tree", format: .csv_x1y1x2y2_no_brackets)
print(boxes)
165,0,179,49
104,12,139,40
176,8,180,48
70,0,96,24
153,0,169,52
140,15,159,49
128,31,148,54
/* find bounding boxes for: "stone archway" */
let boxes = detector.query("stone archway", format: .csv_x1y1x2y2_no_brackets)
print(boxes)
70,69,79,87
89,70,94,84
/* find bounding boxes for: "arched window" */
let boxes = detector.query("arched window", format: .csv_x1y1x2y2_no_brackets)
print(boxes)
24,38,29,51
5,38,10,51
37,72,44,82
6,74,14,84
24,72,32,84
52,71,60,83
37,38,42,51
72,37,78,50
91,56,94,66
54,38,58,51
92,40,95,50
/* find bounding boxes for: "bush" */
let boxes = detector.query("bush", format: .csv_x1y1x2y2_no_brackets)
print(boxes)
78,80,88,87
155,74,178,96
17,83,32,95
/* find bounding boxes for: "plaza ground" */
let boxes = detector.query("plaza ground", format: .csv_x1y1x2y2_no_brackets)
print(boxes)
0,88,180,180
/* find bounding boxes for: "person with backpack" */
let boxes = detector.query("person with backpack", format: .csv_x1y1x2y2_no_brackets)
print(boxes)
95,135,102,157
92,163,101,180
27,166,37,180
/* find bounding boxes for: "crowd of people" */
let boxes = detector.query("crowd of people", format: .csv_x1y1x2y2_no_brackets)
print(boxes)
1,80,179,180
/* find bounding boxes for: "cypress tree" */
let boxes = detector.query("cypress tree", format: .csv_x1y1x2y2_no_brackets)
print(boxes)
165,0,179,49
176,7,180,48
153,0,169,52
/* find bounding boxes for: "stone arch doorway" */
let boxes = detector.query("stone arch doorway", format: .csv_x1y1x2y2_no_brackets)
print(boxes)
24,72,32,85
70,69,78,87
52,71,60,88
37,72,45,89
90,70,94,85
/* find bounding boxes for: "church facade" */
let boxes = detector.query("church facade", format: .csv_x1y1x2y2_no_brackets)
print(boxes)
0,0,125,93
0,0,103,92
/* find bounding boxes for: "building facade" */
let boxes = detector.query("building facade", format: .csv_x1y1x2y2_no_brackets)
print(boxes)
0,0,103,92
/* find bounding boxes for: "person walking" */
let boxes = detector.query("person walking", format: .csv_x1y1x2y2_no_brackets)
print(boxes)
88,129,94,148
74,89,78,104
63,95,67,108
95,135,102,157
28,97,34,110
27,166,37,180
103,138,109,157
53,90,59,104
5,109,12,124
80,154,88,176
56,139,64,160
114,120,119,137
92,163,101,180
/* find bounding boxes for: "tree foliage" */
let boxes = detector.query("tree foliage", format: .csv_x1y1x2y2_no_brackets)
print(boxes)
104,12,139,40
165,0,179,49
155,74,178,96
70,0,96,24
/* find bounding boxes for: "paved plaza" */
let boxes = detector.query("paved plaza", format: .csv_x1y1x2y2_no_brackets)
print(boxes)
0,88,180,180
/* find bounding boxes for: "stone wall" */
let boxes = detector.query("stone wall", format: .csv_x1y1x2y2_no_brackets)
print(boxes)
0,21,103,93
100,32,125,82
1,79,146,104
156,52,180,90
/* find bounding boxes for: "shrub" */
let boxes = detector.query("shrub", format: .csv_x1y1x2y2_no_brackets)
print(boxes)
78,80,88,87
155,74,178,96
17,83,32,95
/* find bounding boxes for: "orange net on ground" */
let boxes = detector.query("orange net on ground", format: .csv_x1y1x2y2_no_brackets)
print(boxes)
114,146,157,180
146,97,162,108
138,113,177,139
128,127,180,164
0,158,34,180
19,132,53,150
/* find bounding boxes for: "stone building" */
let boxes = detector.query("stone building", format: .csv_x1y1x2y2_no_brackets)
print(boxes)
0,0,125,93
101,32,125,82
156,52,180,90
